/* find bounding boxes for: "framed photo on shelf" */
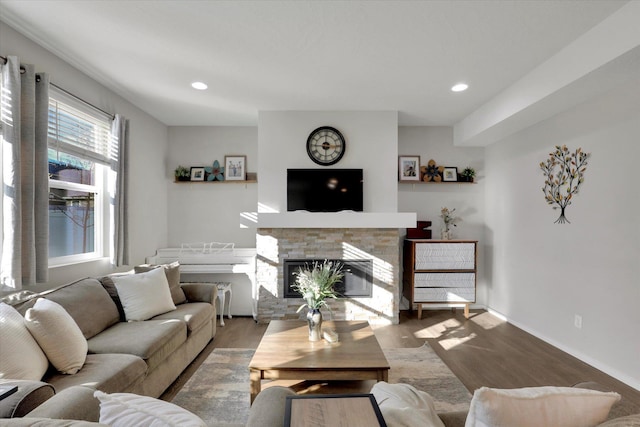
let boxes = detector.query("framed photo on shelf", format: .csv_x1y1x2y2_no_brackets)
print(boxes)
224,155,246,181
398,155,421,182
442,167,458,182
190,167,205,181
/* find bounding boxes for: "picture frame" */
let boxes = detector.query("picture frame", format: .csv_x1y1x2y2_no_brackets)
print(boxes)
442,167,458,182
224,155,246,181
399,156,421,182
190,167,205,181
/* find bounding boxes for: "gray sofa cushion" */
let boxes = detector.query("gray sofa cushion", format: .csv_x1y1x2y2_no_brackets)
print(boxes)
26,386,100,422
95,276,126,322
39,278,120,340
44,354,146,394
246,386,296,427
87,320,186,372
151,302,213,335
0,380,54,418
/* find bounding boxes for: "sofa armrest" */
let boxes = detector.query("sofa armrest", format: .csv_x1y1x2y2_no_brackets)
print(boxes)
246,386,296,427
180,282,217,305
0,380,55,418
25,386,100,422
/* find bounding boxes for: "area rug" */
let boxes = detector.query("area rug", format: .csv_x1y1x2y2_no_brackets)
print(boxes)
172,344,472,425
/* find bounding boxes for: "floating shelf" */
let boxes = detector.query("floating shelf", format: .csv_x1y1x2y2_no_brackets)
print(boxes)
175,172,257,184
174,179,257,184
399,180,476,184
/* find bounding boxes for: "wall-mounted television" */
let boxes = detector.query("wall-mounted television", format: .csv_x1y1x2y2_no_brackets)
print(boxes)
287,169,364,212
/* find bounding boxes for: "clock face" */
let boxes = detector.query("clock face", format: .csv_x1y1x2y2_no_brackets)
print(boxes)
306,126,346,166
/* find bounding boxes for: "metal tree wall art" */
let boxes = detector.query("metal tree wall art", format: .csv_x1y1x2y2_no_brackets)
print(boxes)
540,145,591,224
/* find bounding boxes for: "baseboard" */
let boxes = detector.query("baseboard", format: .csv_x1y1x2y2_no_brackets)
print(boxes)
486,307,640,391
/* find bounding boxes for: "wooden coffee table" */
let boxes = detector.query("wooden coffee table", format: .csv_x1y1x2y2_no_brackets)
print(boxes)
249,320,389,403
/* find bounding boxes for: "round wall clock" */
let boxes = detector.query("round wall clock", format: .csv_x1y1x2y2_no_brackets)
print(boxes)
306,126,346,166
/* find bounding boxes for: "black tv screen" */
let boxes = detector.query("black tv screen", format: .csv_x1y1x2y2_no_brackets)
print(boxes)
287,169,363,212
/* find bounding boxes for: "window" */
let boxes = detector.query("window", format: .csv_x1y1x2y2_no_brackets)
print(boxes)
47,88,114,265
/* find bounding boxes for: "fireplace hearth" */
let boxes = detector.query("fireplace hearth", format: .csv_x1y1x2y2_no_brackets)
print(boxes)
283,259,373,298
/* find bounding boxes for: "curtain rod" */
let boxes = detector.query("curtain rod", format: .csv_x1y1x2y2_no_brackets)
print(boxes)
1,55,114,119
49,81,115,120
0,55,26,73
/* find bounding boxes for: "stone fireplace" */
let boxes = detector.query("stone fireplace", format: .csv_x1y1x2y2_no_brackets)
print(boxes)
256,227,402,324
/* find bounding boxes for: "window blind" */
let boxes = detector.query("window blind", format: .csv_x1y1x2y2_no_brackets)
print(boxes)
48,88,115,165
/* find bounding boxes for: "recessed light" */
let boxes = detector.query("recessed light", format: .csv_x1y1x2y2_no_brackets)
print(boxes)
451,83,468,92
191,81,208,90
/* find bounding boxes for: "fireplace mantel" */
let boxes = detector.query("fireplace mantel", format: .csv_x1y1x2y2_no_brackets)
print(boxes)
257,212,416,228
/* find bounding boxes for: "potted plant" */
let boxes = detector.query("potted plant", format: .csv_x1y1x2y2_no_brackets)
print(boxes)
461,167,476,182
174,165,190,181
292,260,343,341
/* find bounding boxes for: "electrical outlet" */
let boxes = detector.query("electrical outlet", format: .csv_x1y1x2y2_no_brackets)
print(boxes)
574,314,583,329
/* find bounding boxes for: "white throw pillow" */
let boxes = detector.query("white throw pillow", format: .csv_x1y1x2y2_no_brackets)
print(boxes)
465,386,621,427
112,267,176,321
94,390,206,427
24,298,88,375
371,382,445,427
0,302,49,380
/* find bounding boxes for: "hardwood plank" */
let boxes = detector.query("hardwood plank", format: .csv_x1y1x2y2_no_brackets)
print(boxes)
161,312,640,413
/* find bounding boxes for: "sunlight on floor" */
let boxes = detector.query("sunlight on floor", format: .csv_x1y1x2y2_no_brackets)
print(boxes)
439,333,477,350
414,318,462,339
412,311,505,350
469,311,506,330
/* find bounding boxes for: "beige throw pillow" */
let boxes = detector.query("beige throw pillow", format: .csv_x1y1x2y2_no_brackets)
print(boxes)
465,386,621,427
134,261,187,305
94,390,206,427
112,267,176,321
0,303,49,380
371,382,445,427
24,298,88,375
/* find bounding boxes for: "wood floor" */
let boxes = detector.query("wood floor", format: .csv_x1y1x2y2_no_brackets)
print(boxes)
161,309,640,411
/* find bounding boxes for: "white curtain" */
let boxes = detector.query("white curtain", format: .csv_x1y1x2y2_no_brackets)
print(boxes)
1,56,49,290
111,114,129,267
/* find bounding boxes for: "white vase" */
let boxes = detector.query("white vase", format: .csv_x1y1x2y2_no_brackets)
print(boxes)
441,229,451,240
307,309,323,342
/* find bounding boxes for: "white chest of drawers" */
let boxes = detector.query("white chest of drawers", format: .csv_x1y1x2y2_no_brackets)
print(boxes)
403,240,477,319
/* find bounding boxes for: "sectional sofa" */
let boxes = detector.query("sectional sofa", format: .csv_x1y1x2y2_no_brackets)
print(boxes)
0,265,216,420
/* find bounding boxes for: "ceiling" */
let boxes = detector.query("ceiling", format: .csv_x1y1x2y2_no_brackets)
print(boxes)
0,1,630,128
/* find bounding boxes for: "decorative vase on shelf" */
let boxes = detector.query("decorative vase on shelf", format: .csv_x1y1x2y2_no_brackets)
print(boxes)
441,229,451,240
307,308,323,342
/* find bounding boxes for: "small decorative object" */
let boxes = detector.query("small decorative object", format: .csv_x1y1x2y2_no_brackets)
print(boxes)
442,167,458,182
292,260,344,342
190,167,205,181
461,167,476,182
423,159,444,182
398,155,421,181
323,328,339,343
224,155,246,181
307,126,346,166
440,207,459,240
174,165,190,181
540,145,590,224
204,160,225,181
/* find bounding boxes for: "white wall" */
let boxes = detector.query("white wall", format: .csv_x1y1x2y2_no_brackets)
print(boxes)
166,126,258,316
258,111,398,213
166,126,258,248
397,126,487,306
484,87,640,389
1,22,169,285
